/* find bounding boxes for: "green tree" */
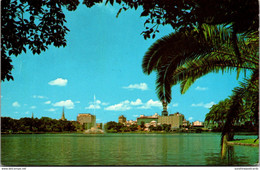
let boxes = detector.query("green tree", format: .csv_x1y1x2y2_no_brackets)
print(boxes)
205,99,231,129
149,125,155,131
105,121,118,131
140,121,145,130
129,124,138,131
156,125,162,131
162,124,171,132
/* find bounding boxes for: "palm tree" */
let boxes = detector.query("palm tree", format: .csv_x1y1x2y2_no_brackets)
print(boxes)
142,24,259,104
142,24,259,158
220,72,258,158
205,98,231,128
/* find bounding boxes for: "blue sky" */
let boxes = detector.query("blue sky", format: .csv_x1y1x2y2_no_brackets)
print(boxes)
1,2,244,123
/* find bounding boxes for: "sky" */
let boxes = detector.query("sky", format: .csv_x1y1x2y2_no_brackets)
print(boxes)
1,2,245,123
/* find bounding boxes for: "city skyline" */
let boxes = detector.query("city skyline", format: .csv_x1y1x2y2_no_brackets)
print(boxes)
1,2,244,123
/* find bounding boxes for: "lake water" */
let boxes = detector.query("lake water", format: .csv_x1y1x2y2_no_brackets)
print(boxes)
1,133,259,166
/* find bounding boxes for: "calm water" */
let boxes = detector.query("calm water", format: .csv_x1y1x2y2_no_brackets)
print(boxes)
1,133,259,166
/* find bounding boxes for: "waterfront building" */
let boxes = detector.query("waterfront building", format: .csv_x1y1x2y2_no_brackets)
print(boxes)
118,115,126,124
137,113,159,125
192,121,204,127
61,107,67,121
77,113,96,130
150,120,157,127
158,112,184,129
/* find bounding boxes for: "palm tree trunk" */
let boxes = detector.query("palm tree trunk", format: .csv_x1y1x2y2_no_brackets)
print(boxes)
221,133,228,159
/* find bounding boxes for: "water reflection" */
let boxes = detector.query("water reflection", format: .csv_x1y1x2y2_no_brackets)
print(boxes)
1,133,258,166
205,145,258,165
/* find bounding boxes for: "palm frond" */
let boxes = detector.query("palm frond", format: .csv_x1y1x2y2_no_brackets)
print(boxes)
180,77,195,94
155,69,172,103
142,23,259,104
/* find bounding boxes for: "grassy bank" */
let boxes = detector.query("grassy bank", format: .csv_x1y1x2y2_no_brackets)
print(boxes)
227,139,259,146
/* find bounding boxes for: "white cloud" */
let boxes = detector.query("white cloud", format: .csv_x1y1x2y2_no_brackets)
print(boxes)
195,86,208,91
123,83,148,91
191,101,216,108
85,99,108,110
75,101,80,104
30,106,36,109
46,108,56,112
188,117,193,121
101,102,109,106
53,100,74,109
1,96,3,98
204,102,216,108
12,101,21,107
96,100,102,104
130,99,143,106
33,95,46,99
138,99,162,109
44,101,51,104
172,103,179,107
105,100,131,111
85,104,101,110
48,78,68,86
25,111,29,114
103,98,164,111
133,115,139,117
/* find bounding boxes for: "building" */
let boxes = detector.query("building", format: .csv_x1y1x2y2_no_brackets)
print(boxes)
158,112,184,129
192,121,204,127
77,113,96,129
118,115,126,124
161,101,168,116
125,120,137,127
137,113,159,125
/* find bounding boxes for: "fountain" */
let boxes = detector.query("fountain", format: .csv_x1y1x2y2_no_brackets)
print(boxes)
83,121,104,134
83,95,104,134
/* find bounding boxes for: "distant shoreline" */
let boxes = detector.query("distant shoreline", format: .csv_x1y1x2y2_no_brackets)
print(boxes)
1,131,257,135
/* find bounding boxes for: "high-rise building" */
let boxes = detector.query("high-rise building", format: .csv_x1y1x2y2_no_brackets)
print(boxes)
77,113,96,129
158,112,184,129
161,101,168,116
118,115,126,124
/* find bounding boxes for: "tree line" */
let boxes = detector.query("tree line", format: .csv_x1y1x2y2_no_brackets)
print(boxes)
1,117,78,133
204,76,259,133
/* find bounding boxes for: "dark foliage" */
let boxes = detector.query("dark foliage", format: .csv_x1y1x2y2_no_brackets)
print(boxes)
1,0,79,81
2,0,258,81
83,0,258,39
1,117,77,133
